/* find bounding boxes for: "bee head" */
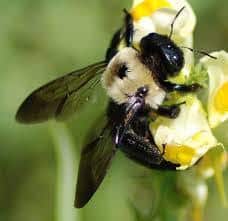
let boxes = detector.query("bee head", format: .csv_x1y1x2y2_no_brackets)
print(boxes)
140,33,184,77
102,47,166,109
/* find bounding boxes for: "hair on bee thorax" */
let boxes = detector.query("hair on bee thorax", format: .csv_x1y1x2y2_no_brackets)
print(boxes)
102,47,166,109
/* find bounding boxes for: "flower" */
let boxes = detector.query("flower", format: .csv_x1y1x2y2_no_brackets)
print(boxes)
150,95,218,170
129,0,227,169
127,0,228,217
200,51,228,128
132,0,196,39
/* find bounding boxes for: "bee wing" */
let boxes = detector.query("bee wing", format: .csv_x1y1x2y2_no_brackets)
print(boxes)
75,122,116,208
16,61,107,123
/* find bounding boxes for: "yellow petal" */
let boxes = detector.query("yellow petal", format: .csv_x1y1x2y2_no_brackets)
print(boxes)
214,82,228,113
164,144,196,166
131,0,171,21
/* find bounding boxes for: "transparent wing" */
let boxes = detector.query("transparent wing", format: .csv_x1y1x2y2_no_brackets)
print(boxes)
55,74,101,121
16,61,107,123
74,121,116,208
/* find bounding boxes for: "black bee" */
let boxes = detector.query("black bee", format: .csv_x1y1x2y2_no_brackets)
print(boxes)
16,8,202,208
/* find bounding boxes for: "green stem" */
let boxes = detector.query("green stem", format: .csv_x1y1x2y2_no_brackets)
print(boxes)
49,122,80,221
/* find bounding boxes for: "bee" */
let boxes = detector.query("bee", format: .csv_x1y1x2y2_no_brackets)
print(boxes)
16,8,202,208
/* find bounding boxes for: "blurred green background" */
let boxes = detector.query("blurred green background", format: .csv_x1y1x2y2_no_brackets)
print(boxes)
0,0,227,221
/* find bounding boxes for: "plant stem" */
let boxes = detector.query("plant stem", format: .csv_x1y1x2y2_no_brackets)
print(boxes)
49,122,80,221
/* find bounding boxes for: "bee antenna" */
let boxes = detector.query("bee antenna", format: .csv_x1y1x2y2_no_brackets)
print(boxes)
169,6,185,39
181,46,217,59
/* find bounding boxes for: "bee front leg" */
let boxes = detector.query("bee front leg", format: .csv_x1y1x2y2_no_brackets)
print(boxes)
105,29,122,62
155,102,185,119
159,80,202,93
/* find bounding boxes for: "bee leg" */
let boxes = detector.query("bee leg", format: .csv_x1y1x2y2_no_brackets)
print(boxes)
105,29,122,62
115,127,178,169
123,9,134,47
156,102,185,119
116,127,163,164
106,10,134,61
159,80,202,92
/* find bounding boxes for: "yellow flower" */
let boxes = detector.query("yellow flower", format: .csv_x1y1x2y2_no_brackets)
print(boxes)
200,51,228,128
131,0,195,40
150,95,218,170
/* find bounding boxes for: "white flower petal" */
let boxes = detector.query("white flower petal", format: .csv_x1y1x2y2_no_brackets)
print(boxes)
133,17,156,43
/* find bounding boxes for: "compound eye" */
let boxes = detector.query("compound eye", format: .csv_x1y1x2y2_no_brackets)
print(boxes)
117,64,128,79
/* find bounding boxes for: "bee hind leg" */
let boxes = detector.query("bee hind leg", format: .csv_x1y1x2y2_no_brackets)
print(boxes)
115,127,178,170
